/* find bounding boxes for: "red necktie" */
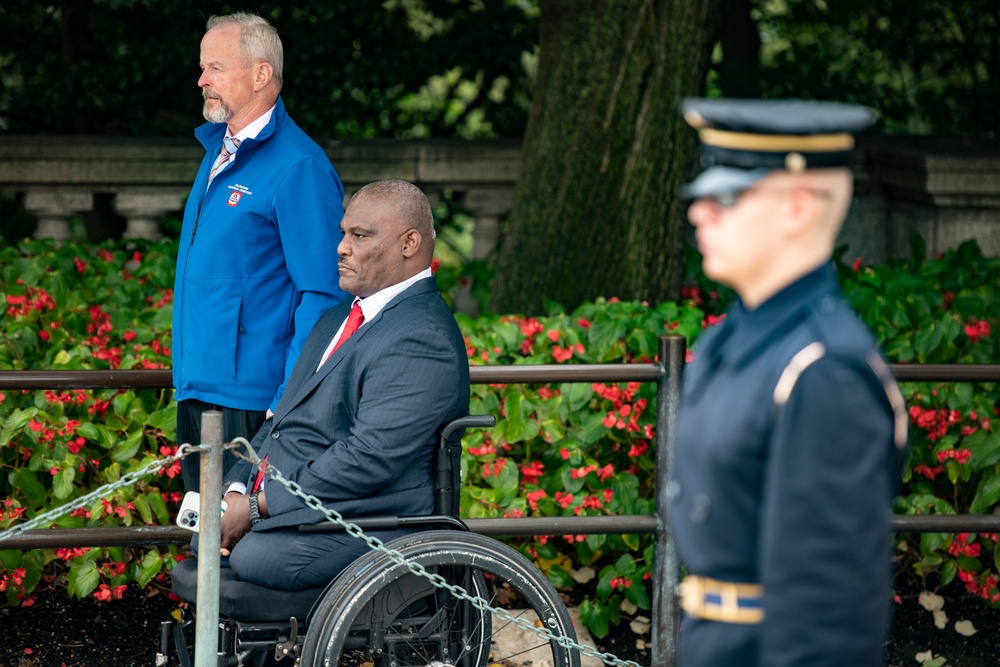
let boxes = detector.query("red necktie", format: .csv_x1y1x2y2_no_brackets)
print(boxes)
323,302,365,365
252,304,364,494
251,455,267,494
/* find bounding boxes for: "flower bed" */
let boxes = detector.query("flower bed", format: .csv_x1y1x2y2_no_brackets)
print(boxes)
0,236,997,640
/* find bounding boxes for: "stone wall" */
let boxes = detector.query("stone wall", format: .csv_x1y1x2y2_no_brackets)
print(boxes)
1,135,998,267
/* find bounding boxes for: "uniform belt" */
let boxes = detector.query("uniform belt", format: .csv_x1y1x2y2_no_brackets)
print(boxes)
677,574,765,624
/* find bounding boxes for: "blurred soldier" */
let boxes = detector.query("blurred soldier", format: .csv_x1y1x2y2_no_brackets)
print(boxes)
667,99,908,667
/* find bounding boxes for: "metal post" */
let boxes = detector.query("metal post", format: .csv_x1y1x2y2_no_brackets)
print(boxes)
194,411,224,667
651,335,685,666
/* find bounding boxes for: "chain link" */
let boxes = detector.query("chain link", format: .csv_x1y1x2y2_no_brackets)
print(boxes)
230,437,644,667
0,438,644,667
0,444,203,542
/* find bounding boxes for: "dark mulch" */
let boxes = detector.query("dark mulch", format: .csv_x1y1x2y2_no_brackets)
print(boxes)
1,572,998,666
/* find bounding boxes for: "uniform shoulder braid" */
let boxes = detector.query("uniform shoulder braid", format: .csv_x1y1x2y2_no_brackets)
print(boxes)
775,292,908,451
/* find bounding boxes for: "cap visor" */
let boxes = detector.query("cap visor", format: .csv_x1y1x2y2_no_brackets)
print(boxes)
681,166,772,200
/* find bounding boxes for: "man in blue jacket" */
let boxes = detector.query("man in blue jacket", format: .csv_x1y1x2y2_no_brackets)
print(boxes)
173,12,348,492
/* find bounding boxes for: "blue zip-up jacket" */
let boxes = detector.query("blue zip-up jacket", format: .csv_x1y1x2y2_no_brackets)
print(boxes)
172,96,349,413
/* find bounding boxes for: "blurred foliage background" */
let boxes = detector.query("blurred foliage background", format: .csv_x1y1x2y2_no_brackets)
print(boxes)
1,0,996,138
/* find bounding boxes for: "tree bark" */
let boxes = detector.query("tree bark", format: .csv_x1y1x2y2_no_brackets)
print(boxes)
492,0,724,314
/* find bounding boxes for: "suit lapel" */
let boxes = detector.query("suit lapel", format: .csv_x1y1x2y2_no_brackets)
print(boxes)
275,277,439,417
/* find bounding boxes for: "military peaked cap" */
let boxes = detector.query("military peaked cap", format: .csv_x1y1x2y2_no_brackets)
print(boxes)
680,98,875,199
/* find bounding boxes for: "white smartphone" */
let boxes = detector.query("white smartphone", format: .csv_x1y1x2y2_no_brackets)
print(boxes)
175,491,227,533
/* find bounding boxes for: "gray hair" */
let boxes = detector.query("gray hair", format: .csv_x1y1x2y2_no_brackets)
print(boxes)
352,180,436,241
206,12,284,90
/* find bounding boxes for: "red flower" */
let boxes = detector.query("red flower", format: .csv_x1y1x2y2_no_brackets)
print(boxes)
965,319,991,344
913,463,944,480
526,489,547,511
852,257,862,272
552,346,573,362
553,491,574,509
73,257,87,273
521,461,544,485
430,258,441,274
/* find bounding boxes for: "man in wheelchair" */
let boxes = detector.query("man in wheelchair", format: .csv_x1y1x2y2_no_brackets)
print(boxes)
167,179,472,659
168,180,581,667
213,177,468,589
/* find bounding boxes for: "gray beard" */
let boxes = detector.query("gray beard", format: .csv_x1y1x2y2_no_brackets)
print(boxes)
202,99,233,124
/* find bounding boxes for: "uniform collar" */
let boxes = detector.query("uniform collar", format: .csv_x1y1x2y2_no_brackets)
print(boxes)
717,263,841,367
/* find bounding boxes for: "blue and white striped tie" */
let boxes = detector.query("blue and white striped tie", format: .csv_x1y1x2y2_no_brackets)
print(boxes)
207,136,241,186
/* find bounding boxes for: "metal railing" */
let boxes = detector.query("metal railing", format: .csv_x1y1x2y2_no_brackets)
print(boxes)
2,336,1000,666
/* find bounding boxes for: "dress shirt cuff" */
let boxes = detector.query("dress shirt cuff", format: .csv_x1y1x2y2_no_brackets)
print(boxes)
225,482,248,496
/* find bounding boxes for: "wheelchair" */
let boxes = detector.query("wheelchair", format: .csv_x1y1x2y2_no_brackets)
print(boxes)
160,416,581,667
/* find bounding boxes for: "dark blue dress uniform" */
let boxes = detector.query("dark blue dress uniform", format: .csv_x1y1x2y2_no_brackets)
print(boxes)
668,265,907,666
668,99,909,667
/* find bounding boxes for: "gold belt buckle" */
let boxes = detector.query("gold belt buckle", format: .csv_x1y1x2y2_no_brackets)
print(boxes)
677,574,765,625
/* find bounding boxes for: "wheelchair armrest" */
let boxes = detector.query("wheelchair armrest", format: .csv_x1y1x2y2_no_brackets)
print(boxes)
440,415,496,442
297,514,468,533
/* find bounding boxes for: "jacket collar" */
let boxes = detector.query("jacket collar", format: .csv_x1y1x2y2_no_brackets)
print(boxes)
275,277,441,419
194,95,286,152
719,262,841,369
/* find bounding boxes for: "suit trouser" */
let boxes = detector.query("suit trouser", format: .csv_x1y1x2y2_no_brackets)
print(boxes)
192,526,418,591
176,398,268,494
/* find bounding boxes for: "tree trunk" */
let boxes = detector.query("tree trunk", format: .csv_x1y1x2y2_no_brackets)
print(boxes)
492,0,724,314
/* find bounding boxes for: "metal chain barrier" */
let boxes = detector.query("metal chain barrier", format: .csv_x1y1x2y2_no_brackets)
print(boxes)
0,444,203,543
229,437,644,667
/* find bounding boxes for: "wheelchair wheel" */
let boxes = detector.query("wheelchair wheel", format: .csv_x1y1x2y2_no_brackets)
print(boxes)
300,530,581,667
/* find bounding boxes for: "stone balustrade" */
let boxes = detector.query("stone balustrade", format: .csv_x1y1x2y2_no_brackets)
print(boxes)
1,135,998,268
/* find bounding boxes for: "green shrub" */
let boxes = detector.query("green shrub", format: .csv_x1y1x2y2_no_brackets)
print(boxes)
0,237,997,640
840,240,1000,605
0,238,180,605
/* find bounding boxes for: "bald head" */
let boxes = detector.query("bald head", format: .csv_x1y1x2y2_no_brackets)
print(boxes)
350,180,436,258
336,181,437,298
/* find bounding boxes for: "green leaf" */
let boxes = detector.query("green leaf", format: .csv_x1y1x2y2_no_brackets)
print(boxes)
969,474,1000,514
559,464,587,495
575,411,610,445
0,408,37,447
53,466,75,500
588,318,626,357
579,598,610,639
625,580,651,610
940,559,957,586
133,493,153,524
545,563,575,589
135,549,163,588
0,550,23,569
152,304,173,330
68,559,100,599
920,532,950,557
147,491,170,525
111,391,135,416
621,532,640,551
560,382,593,413
969,430,1000,470
111,429,143,463
11,468,47,504
146,405,177,432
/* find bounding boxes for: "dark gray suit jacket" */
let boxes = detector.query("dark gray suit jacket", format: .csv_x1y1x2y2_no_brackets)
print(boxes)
225,277,470,530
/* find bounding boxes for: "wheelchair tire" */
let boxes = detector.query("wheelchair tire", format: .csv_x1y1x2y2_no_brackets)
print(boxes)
300,530,581,667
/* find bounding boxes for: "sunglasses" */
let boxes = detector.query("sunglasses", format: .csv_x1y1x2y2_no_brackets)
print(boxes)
701,186,834,210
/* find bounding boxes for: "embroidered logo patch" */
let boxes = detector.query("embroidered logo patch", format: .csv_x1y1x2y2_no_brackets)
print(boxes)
227,191,242,207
